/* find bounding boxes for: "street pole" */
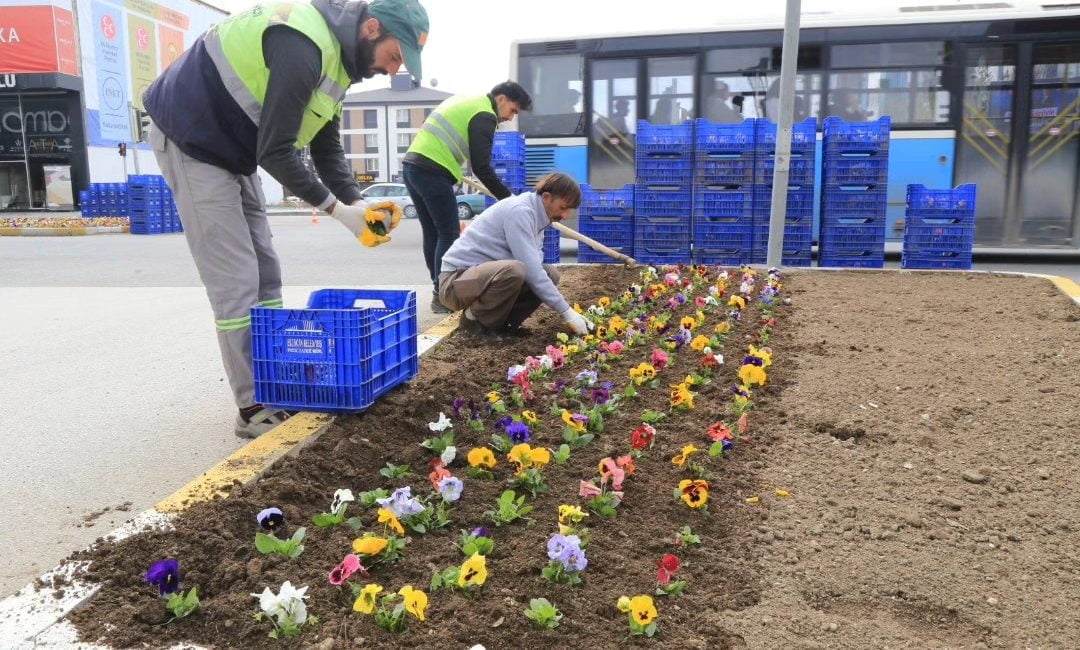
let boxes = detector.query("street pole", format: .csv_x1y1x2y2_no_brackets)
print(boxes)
128,102,141,175
766,0,802,268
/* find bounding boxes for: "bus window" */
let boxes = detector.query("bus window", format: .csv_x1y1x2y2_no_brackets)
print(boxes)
517,54,584,137
647,57,694,125
703,47,822,124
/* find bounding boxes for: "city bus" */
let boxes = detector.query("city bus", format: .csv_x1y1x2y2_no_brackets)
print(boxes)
510,2,1080,248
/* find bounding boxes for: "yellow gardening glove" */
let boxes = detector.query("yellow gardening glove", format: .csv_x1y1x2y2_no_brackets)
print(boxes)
365,201,403,236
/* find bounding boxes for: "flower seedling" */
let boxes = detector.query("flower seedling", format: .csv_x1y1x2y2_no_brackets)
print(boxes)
654,554,686,597
524,598,562,629
673,525,701,547
467,446,497,479
617,594,658,637
458,527,495,556
541,534,587,585
252,581,313,639
255,508,305,559
484,489,534,527
357,488,390,508
144,559,199,624
328,554,368,585
313,489,358,528
379,462,411,480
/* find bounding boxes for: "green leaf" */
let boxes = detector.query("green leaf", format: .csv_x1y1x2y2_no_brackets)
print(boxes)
254,532,279,555
708,441,725,457
554,444,571,464
462,541,477,556
312,512,337,527
430,570,442,591
291,527,307,544
184,586,200,608
287,543,305,559
410,523,426,534
345,516,364,530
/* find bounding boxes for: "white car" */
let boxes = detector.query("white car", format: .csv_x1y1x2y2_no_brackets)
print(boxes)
359,182,418,219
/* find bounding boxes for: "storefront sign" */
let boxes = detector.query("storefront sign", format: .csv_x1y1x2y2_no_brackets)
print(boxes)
91,0,131,141
0,5,79,75
127,13,156,110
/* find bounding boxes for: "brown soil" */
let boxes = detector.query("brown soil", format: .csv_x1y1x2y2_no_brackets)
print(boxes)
65,268,1080,649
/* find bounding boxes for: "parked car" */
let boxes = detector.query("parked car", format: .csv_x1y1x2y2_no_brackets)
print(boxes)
359,182,417,218
455,192,488,220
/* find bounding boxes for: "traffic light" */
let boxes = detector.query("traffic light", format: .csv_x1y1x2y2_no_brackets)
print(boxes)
134,109,152,143
118,142,127,157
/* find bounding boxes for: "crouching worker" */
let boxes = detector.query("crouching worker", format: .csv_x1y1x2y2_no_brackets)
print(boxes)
439,172,593,338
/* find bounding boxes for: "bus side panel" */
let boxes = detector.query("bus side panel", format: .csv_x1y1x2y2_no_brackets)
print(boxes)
554,146,589,184
885,137,956,240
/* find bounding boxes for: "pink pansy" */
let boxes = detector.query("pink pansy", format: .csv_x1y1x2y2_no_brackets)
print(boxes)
328,554,367,585
651,348,669,370
545,345,566,368
695,296,707,309
525,356,541,371
598,458,626,491
663,272,680,287
602,340,624,356
579,480,602,498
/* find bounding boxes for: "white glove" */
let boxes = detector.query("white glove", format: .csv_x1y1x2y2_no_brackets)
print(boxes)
329,200,368,238
561,307,593,335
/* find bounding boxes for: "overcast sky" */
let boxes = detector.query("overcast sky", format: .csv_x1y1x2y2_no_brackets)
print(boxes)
204,0,1036,95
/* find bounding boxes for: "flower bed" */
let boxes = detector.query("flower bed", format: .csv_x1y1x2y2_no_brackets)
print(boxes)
70,264,793,648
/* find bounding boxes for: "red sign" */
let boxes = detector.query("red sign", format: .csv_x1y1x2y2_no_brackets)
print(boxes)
0,5,79,76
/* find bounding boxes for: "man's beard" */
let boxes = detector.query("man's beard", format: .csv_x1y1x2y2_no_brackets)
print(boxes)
355,33,388,79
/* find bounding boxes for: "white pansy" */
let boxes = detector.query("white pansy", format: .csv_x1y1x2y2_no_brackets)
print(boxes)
428,411,453,432
440,445,457,466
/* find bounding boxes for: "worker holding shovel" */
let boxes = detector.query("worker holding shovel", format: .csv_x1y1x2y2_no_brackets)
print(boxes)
142,0,429,438
439,172,594,339
402,81,533,315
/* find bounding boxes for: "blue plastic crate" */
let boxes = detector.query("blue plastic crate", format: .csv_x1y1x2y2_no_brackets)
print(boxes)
822,116,891,153
635,187,693,215
819,253,885,268
693,248,754,265
543,227,560,264
693,118,756,154
635,156,694,185
753,187,815,217
483,184,527,209
823,153,889,189
491,131,526,163
635,215,690,264
821,188,888,220
694,187,753,219
581,184,634,214
694,222,754,250
694,152,755,187
579,213,634,263
493,163,527,186
636,120,694,156
252,289,418,412
754,117,817,153
754,152,816,186
906,184,977,217
903,223,974,252
901,251,973,270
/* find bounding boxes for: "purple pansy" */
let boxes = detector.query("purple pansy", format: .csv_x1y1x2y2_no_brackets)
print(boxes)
144,559,180,595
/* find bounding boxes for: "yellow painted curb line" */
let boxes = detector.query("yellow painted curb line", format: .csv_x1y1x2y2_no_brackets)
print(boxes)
1047,275,1080,304
0,227,20,236
154,309,462,514
155,412,333,513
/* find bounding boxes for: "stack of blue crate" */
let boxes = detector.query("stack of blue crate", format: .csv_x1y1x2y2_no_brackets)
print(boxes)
127,174,168,234
751,118,817,266
690,118,756,265
634,120,694,264
80,183,129,218
901,184,976,270
819,117,891,267
484,131,559,262
578,183,634,263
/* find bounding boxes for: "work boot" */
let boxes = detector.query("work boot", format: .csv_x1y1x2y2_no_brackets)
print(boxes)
235,405,291,439
431,291,451,314
458,313,504,342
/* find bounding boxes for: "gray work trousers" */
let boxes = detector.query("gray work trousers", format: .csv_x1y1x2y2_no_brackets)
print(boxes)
439,261,560,330
149,125,283,408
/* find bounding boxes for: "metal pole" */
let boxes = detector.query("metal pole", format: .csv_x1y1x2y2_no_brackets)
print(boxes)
17,93,34,209
128,102,141,175
766,0,802,267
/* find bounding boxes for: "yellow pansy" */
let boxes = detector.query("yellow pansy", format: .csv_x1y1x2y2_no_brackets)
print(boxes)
670,383,695,409
671,444,699,467
352,535,389,556
728,295,746,309
458,552,488,587
715,322,731,334
558,504,588,524
690,335,710,352
609,315,627,336
679,479,709,509
617,595,632,612
521,410,538,425
629,595,658,626
530,446,552,469
598,296,611,308
679,316,697,330
398,585,428,621
749,344,772,367
509,443,534,469
486,391,501,404
467,446,497,468
561,410,585,433
738,363,767,387
377,508,404,535
353,583,383,613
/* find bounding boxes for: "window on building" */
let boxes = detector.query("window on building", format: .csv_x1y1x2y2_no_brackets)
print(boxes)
517,54,585,136
424,107,433,118
365,133,378,151
828,42,951,125
647,56,695,125
702,46,823,125
364,158,379,172
396,108,410,127
396,132,413,153
363,109,378,128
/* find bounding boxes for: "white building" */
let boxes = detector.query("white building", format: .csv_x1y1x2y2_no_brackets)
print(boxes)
340,74,451,184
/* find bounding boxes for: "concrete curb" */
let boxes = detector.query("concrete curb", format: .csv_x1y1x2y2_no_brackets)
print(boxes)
0,226,129,236
0,310,461,648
